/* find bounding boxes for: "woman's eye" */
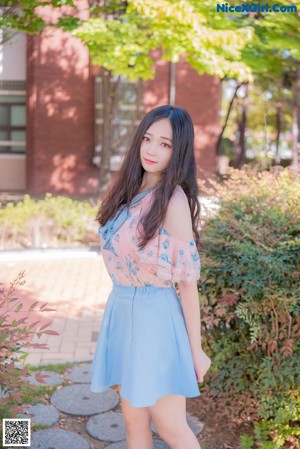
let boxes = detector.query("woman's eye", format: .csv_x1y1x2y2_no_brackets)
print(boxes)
142,136,150,141
162,142,171,149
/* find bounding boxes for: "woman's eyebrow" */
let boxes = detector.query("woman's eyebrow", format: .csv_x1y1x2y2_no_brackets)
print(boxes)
145,132,172,143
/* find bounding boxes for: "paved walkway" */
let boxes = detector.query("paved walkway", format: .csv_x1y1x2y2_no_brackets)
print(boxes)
0,248,112,366
2,363,203,449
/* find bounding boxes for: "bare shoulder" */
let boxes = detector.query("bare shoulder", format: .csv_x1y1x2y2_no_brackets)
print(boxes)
162,185,193,242
170,185,189,206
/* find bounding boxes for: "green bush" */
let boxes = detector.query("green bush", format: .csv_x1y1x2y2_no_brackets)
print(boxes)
200,168,300,448
0,193,97,249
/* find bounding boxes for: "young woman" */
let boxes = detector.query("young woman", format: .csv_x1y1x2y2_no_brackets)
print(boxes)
90,104,211,449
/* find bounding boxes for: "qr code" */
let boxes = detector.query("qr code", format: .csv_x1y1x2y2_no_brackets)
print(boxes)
2,419,31,447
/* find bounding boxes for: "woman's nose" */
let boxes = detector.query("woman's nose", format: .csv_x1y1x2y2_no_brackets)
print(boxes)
147,142,158,154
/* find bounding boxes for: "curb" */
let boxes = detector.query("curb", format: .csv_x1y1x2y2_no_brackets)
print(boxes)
0,246,101,261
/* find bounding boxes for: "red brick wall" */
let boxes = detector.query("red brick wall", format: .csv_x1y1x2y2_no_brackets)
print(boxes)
26,38,220,196
176,61,220,178
143,50,171,110
26,30,98,196
144,55,221,180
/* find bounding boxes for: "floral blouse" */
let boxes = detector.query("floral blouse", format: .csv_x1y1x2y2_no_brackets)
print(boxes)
98,186,201,287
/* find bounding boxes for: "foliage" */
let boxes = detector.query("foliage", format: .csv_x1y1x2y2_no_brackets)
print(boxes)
197,0,300,81
220,80,294,164
0,271,60,419
0,0,77,41
239,0,300,79
72,0,253,82
200,168,300,447
0,193,97,250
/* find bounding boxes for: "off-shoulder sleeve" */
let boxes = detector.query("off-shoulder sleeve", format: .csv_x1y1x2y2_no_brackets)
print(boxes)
138,226,201,284
157,227,201,283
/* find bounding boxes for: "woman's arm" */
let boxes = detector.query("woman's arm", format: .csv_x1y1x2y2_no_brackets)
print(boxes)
162,187,211,381
177,279,211,382
177,279,202,355
164,189,201,356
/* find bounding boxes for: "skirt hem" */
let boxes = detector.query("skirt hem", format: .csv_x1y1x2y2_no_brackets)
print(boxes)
90,382,201,408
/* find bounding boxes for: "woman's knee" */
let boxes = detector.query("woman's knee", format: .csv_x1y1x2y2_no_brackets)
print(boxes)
156,422,193,447
148,395,188,441
120,395,151,431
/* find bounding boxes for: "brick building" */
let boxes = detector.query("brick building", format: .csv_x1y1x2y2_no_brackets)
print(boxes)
0,27,220,196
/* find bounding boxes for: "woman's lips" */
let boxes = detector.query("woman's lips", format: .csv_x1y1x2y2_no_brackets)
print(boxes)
144,158,157,164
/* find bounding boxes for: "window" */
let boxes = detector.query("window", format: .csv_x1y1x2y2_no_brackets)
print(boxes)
0,80,26,153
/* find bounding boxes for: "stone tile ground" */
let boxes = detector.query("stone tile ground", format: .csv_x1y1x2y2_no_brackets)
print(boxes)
12,362,203,449
1,249,112,366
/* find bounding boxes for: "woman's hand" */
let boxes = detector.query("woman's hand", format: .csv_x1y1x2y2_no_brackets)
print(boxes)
193,348,212,383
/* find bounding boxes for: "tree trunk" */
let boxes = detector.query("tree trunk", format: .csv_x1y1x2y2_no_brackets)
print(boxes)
216,81,243,157
291,60,300,172
274,101,282,164
234,82,249,169
97,69,120,196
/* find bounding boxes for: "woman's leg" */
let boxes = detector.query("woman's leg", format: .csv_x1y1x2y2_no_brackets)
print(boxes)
149,394,201,449
120,394,153,449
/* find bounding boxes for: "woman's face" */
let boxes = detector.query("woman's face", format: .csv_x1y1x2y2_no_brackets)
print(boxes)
140,118,173,177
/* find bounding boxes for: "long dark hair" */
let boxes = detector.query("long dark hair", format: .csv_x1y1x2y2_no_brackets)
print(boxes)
95,104,201,250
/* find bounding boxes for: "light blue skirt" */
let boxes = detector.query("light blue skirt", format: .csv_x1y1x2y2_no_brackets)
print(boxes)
89,282,200,407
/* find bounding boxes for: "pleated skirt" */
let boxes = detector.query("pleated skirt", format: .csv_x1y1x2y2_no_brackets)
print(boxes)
89,281,200,407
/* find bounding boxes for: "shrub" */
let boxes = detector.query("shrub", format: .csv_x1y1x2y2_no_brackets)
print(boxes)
0,271,60,418
0,193,97,250
200,168,300,448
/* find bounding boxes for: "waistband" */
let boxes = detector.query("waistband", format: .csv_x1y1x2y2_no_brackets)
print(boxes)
111,281,174,299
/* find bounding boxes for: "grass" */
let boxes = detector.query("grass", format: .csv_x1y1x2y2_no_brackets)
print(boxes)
0,360,84,421
25,360,76,375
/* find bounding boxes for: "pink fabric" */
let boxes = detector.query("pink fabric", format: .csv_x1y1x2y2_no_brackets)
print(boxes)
98,187,201,287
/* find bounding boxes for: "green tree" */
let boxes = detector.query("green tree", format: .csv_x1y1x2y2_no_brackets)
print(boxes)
217,0,300,170
72,0,253,194
240,0,300,170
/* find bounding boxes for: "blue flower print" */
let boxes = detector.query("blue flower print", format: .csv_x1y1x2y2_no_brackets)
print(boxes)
110,242,119,257
189,241,195,246
163,240,169,249
160,227,168,235
179,249,184,256
103,240,119,257
125,257,137,276
193,252,199,261
160,253,171,264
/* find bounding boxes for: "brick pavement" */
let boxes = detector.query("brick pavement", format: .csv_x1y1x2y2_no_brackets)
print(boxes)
0,249,112,366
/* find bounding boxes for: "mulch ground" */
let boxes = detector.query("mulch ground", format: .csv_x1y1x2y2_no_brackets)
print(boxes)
38,381,253,449
186,392,253,449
